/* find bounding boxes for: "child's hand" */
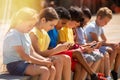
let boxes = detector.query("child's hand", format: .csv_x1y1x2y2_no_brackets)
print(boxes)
109,43,119,50
42,58,53,67
91,41,97,44
116,42,120,50
95,41,103,48
68,44,79,50
83,46,94,54
50,56,57,62
89,41,101,49
63,42,74,49
56,42,73,51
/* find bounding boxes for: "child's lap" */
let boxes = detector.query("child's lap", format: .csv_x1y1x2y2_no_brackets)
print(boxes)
99,46,112,54
57,50,96,71
6,61,29,76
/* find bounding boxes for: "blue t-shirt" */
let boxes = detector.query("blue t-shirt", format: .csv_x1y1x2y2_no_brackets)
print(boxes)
85,21,104,42
76,27,86,45
48,27,58,48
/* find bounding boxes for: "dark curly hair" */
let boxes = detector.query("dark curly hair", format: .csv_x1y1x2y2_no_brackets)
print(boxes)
68,6,84,23
55,7,71,20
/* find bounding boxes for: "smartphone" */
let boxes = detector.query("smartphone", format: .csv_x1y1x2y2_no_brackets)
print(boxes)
90,43,97,48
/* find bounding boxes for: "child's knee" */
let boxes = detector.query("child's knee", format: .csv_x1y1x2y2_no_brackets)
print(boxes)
53,56,63,66
40,66,50,75
64,55,71,64
50,65,56,75
104,53,110,59
100,57,104,62
72,50,82,58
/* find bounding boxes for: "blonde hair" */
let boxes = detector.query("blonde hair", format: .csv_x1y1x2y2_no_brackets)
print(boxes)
10,7,38,28
96,7,112,19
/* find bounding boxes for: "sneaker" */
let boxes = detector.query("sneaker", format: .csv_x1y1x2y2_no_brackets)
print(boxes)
97,73,107,80
111,70,118,80
91,73,108,80
97,73,104,77
91,73,98,80
99,76,107,80
106,76,112,80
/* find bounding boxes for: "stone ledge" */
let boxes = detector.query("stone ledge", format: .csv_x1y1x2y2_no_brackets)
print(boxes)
0,73,31,80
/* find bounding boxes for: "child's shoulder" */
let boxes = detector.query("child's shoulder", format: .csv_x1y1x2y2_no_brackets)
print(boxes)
86,21,96,28
7,29,21,37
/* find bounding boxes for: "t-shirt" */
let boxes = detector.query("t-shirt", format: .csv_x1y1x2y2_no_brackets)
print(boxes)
48,27,58,48
59,26,74,43
3,29,31,64
85,21,104,42
76,27,86,45
31,27,50,51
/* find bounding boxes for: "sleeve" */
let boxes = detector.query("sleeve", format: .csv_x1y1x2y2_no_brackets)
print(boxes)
58,29,66,42
87,25,96,33
8,33,22,47
76,28,83,43
48,30,57,48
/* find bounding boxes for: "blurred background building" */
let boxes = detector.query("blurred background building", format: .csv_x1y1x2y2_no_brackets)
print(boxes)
0,0,120,21
45,0,120,14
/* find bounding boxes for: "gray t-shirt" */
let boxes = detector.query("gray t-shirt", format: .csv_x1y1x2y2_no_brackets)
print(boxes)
85,21,104,42
3,29,31,64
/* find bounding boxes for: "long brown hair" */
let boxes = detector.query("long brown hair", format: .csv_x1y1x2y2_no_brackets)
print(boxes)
37,7,59,24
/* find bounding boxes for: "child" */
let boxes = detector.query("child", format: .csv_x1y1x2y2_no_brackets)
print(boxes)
85,7,117,79
3,7,56,80
49,7,101,80
29,7,71,80
75,7,92,45
74,7,105,80
48,7,71,49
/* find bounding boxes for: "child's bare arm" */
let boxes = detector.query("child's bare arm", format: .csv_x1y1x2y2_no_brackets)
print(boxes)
101,33,107,42
13,46,52,67
90,32,99,42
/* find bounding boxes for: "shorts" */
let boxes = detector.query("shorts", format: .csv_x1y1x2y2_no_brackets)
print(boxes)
83,49,103,62
6,61,29,76
83,53,96,63
91,49,103,61
58,50,77,71
99,46,108,54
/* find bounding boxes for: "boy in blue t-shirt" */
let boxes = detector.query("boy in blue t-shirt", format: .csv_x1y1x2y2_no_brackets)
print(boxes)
85,7,120,80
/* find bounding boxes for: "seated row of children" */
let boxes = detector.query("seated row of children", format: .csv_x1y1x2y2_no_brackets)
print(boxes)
3,5,120,80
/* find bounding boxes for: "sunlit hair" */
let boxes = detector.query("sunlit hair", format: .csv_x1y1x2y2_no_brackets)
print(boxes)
96,7,112,19
10,7,38,28
37,7,59,23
